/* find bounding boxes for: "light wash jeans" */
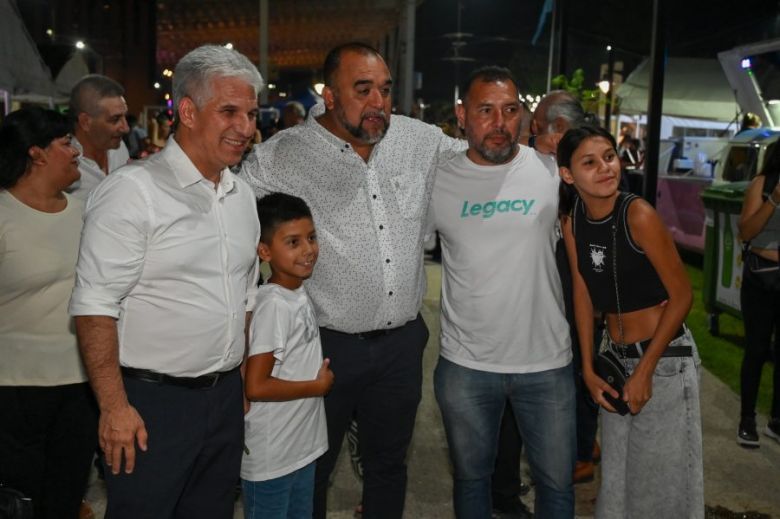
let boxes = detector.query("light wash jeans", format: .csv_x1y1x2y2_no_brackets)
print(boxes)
434,357,576,519
242,461,315,519
597,328,704,519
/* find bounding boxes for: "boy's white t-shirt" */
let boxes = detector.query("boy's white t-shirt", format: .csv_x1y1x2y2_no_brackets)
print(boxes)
427,146,572,373
241,283,328,481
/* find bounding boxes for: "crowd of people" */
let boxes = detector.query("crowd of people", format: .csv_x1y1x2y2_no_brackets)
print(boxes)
0,38,777,519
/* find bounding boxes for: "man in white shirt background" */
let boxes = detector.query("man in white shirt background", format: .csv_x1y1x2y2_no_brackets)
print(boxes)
69,45,262,518
66,74,130,200
428,66,576,518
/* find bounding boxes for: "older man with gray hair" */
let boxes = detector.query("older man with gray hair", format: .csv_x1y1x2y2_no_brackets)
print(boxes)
70,45,262,518
531,89,586,137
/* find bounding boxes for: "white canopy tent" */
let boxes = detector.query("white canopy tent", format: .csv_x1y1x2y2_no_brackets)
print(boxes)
0,0,66,112
617,57,740,122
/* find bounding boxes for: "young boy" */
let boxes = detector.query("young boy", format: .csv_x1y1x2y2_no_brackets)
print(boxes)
241,192,333,519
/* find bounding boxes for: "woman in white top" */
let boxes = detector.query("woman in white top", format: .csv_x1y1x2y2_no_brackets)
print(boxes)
0,107,97,518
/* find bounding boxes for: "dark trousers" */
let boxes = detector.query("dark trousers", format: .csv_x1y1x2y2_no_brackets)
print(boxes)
314,315,428,519
104,369,244,519
740,263,780,420
0,382,98,519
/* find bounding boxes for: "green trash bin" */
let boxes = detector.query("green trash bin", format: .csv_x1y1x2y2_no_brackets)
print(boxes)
700,181,750,335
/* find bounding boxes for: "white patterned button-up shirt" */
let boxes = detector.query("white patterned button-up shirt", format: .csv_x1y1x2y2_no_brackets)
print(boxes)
240,104,464,333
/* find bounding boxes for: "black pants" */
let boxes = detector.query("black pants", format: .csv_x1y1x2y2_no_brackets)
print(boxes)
0,382,98,519
314,315,428,519
104,369,244,519
740,263,780,420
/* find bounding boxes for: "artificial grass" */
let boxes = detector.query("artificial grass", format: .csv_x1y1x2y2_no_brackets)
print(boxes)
684,262,774,418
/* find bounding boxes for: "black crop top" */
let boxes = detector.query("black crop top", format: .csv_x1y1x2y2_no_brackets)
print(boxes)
572,193,668,313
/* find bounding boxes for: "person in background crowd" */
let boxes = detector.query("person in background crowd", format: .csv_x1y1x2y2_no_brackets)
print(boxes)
533,90,602,485
69,44,262,518
281,101,306,129
66,74,130,200
149,110,172,150
124,114,149,160
738,112,762,135
736,143,780,448
0,107,98,519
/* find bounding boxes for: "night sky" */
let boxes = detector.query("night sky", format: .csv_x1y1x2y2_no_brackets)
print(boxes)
414,0,779,109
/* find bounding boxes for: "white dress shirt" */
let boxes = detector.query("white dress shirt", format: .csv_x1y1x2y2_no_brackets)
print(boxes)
240,103,464,333
66,137,130,201
69,137,260,377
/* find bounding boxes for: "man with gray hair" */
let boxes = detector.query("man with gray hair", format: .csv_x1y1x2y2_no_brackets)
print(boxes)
67,74,130,200
70,45,262,517
531,89,586,137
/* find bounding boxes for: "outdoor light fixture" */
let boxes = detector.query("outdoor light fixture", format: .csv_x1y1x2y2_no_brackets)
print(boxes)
741,58,752,69
75,40,85,50
46,28,54,37
598,79,610,94
153,82,161,89
268,83,277,90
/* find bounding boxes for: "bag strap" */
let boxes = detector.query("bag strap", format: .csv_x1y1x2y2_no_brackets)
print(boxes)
611,193,632,372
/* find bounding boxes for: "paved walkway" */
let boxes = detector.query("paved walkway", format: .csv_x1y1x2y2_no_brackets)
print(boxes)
86,262,780,518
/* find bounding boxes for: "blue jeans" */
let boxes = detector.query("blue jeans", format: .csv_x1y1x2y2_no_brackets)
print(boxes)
242,462,315,519
434,357,576,519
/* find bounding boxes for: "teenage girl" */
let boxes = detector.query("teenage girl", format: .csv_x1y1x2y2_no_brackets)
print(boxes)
558,125,703,518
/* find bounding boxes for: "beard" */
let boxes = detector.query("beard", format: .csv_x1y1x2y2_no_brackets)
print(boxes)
469,128,518,164
336,106,389,144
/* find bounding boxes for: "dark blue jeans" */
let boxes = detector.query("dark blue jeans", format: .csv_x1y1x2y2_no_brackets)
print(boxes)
434,357,576,519
313,315,428,519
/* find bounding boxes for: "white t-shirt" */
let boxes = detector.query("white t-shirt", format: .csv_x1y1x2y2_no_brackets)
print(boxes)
241,283,328,481
427,146,572,373
0,191,87,385
66,138,130,201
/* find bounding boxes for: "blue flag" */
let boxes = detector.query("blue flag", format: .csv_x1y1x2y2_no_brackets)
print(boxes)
531,0,553,46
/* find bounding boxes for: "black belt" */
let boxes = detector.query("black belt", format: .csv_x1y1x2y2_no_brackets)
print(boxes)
611,326,691,359
323,325,402,340
121,366,239,389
